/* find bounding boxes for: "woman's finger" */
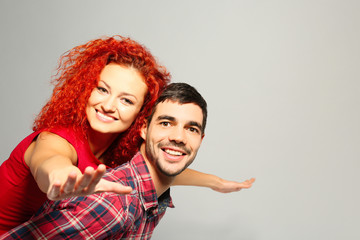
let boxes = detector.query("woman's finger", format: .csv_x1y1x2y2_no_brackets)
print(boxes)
62,172,77,194
47,181,61,200
85,165,106,193
75,167,95,191
96,179,133,195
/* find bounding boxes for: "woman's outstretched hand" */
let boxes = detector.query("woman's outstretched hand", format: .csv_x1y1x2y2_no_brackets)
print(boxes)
47,164,132,201
212,177,256,193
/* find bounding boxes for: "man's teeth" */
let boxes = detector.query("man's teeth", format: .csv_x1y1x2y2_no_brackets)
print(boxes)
97,111,113,121
164,149,183,156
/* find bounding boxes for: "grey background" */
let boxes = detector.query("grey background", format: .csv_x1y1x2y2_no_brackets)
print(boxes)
0,0,359,239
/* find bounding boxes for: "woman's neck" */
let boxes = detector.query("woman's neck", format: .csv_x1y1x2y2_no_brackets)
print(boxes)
87,129,119,161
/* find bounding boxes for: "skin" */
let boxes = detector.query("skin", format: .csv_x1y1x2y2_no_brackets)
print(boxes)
25,63,254,201
25,63,146,200
85,63,148,158
172,168,255,193
141,100,255,196
140,100,205,196
142,100,204,177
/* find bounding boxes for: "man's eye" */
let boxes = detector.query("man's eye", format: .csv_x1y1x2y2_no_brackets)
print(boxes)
160,122,170,127
188,127,200,133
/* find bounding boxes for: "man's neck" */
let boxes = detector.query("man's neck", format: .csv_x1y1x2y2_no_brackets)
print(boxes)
140,144,174,197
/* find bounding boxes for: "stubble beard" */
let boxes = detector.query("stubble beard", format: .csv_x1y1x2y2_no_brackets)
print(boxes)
145,140,197,177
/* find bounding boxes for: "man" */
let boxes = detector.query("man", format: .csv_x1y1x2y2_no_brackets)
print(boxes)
1,82,210,239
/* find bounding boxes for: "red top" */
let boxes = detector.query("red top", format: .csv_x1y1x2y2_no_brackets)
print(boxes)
0,128,101,234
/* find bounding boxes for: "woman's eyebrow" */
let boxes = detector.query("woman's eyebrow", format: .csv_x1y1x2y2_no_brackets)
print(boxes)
99,80,138,99
99,80,110,89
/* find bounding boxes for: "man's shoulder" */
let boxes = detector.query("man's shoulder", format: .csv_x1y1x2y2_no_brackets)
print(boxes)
104,162,133,183
103,152,148,184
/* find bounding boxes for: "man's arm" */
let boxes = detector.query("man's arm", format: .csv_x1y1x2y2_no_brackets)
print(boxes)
173,168,255,193
0,194,135,240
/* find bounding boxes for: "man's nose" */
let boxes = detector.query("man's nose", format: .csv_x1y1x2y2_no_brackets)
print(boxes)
168,126,187,144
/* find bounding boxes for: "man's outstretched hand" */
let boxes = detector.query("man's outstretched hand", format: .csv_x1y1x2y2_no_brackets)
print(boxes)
212,177,256,193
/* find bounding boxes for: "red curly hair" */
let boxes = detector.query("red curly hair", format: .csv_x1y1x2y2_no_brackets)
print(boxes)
33,35,170,167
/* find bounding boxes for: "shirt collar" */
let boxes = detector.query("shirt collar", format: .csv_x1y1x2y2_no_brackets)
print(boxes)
130,152,174,212
130,152,161,211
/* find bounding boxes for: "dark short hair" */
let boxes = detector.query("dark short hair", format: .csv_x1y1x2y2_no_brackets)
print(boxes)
147,82,208,133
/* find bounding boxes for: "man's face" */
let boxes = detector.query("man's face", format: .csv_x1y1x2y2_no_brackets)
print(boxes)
141,100,204,177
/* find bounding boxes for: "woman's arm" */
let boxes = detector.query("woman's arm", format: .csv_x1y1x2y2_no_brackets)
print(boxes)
172,168,255,193
25,132,132,200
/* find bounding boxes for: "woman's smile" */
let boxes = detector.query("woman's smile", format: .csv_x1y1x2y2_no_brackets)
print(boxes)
86,63,148,135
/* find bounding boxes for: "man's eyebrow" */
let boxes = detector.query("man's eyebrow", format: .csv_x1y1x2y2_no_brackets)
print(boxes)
188,121,203,131
156,115,176,122
157,115,202,130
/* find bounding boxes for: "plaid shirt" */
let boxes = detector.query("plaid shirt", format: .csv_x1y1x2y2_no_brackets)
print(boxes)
0,152,174,240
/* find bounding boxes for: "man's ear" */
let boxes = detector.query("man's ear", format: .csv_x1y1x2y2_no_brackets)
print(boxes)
140,121,148,141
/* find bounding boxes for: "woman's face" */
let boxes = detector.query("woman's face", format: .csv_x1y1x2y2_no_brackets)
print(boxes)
86,63,148,136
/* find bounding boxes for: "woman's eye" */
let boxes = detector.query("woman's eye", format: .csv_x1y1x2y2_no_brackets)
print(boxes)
97,87,108,93
121,98,134,105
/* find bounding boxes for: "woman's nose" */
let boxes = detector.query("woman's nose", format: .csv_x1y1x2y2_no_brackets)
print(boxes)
102,96,116,112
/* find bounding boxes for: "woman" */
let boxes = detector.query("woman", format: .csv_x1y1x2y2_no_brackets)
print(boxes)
0,35,254,234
